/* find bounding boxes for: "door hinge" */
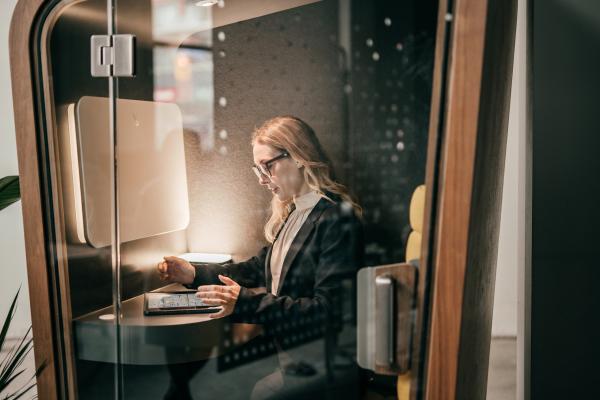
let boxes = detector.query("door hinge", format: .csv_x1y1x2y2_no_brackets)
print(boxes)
91,34,136,77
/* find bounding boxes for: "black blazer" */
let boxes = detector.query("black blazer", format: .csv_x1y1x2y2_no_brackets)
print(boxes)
189,193,364,326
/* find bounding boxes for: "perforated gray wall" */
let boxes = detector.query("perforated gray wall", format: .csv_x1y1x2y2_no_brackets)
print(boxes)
184,0,436,265
185,1,346,258
349,0,436,265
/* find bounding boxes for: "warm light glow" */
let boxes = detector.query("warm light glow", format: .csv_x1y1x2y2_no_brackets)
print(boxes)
179,252,232,263
67,104,87,244
195,0,217,6
174,54,192,81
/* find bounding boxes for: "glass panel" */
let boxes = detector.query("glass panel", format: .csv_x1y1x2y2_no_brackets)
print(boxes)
39,0,120,398
112,0,439,399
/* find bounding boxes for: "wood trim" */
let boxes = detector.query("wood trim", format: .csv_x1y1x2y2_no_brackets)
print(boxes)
423,0,518,399
37,4,80,397
410,0,449,397
11,2,85,398
425,0,489,394
9,1,60,399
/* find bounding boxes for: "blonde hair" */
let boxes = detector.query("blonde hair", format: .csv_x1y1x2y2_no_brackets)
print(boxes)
251,116,362,243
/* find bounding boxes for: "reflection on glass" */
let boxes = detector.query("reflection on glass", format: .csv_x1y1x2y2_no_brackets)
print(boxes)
43,0,438,398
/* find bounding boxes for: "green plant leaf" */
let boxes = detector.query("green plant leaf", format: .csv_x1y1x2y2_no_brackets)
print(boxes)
0,336,32,389
0,176,20,212
0,290,19,355
6,356,45,400
0,369,25,393
0,291,36,399
7,380,37,400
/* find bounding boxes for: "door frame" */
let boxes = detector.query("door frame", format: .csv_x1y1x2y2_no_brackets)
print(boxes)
9,0,518,399
412,0,518,399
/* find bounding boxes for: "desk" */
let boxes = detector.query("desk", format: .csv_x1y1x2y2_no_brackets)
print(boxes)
73,285,257,365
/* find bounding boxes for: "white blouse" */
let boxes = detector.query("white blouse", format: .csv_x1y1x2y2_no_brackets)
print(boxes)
269,190,324,294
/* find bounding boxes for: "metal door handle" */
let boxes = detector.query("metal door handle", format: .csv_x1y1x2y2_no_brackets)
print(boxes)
375,275,395,367
357,263,416,375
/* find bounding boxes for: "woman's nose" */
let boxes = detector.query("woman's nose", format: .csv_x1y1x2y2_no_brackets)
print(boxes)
258,174,270,185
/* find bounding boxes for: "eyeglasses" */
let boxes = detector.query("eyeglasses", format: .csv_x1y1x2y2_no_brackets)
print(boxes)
252,151,289,179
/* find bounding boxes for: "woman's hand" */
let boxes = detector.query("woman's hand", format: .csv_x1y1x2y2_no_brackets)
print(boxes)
196,275,241,319
156,256,195,285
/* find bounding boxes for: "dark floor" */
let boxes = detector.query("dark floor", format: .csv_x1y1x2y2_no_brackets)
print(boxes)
6,336,516,399
76,328,367,400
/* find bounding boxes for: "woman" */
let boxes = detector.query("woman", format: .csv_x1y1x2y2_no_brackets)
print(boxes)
158,115,364,398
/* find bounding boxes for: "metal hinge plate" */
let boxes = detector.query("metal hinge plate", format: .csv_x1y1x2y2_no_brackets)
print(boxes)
91,34,136,77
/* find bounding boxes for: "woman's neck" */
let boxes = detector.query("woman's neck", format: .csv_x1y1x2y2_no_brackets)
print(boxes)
293,182,312,199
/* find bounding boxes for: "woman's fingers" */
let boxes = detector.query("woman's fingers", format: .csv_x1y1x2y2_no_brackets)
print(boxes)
157,261,166,273
199,298,226,306
196,291,233,302
163,256,184,272
197,298,227,306
157,261,169,281
218,275,238,286
158,260,177,279
197,284,227,293
194,280,238,319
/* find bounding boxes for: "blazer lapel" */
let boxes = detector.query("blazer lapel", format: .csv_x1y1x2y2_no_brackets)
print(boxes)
275,198,333,295
265,246,273,292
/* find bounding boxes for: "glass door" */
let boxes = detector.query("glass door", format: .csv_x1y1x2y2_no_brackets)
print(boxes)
109,0,440,399
37,0,123,398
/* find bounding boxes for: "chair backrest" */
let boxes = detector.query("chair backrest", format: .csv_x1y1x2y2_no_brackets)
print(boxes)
397,184,425,400
405,184,426,263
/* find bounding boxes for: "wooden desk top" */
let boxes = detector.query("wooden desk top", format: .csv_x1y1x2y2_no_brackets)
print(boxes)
72,284,256,365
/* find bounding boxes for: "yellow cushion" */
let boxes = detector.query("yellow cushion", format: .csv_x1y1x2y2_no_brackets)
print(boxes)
397,372,411,400
395,186,424,399
405,231,421,262
409,185,426,233
405,226,420,400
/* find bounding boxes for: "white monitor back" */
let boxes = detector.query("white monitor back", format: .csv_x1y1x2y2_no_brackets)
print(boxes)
65,96,189,248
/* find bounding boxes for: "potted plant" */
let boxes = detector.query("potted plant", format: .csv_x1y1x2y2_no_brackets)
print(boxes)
0,175,38,399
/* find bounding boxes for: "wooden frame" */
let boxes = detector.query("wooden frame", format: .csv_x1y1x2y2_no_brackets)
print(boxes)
9,0,517,398
413,0,518,399
9,2,63,399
